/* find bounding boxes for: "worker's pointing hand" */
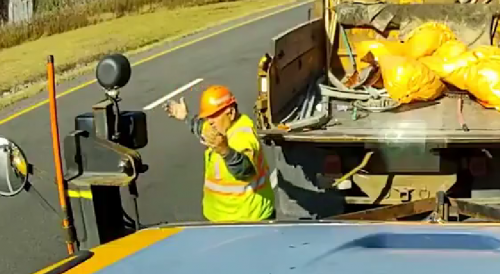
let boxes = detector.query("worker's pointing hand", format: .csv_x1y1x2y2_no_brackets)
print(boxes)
163,97,188,121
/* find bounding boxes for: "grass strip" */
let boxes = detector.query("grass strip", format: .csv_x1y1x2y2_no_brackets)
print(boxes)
0,0,296,109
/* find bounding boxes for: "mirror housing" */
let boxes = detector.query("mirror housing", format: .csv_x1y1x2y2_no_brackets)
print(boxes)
96,53,131,99
0,137,30,197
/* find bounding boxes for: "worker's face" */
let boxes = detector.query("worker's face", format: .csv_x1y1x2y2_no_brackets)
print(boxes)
207,106,236,134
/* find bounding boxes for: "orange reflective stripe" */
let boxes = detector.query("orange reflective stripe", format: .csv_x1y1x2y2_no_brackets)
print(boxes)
210,153,266,182
204,182,268,197
208,178,249,186
205,123,271,196
204,172,268,196
205,157,270,196
211,125,266,180
256,151,266,172
209,151,267,183
228,125,268,174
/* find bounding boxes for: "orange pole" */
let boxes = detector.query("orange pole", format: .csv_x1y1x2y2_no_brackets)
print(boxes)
47,55,75,255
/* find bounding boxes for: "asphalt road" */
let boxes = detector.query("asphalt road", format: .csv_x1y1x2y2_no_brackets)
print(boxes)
0,1,312,273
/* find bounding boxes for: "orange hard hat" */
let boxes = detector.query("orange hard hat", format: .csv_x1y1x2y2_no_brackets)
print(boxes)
199,85,236,118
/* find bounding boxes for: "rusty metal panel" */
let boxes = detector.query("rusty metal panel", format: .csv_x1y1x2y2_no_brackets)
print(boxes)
273,18,324,69
335,3,497,47
451,199,500,221
268,18,325,124
352,174,457,204
268,46,325,124
330,198,436,220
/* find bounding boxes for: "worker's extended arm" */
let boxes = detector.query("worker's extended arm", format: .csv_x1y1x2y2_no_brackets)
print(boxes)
185,114,204,139
185,115,256,180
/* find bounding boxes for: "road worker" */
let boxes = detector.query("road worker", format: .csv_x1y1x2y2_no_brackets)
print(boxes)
164,85,275,222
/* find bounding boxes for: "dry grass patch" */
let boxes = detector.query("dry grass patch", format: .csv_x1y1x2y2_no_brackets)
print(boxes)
0,0,296,109
0,0,239,50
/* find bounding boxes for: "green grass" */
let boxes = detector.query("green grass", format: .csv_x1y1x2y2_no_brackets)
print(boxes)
0,0,296,109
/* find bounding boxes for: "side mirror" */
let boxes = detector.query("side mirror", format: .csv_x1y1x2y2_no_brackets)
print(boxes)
0,137,29,197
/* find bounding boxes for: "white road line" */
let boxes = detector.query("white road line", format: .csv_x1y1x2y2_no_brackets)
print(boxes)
143,78,204,110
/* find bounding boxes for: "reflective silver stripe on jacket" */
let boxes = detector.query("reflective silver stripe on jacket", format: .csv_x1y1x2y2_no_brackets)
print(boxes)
205,173,267,195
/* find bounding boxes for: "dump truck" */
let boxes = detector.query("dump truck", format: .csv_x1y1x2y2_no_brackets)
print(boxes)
255,0,500,221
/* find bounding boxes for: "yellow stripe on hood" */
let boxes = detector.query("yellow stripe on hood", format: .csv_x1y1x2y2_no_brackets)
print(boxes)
34,227,183,274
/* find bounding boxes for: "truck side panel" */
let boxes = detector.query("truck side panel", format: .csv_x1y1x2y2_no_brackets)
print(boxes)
273,142,348,219
268,18,325,124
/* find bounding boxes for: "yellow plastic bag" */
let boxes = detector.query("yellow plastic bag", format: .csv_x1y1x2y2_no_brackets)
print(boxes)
464,60,500,109
418,55,444,75
418,40,467,79
470,45,500,60
354,40,406,71
432,40,467,61
404,22,457,59
419,45,500,109
378,55,446,104
467,46,500,108
419,51,478,90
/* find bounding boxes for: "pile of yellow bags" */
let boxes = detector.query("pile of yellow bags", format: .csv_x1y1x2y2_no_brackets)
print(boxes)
420,45,500,109
353,22,500,109
377,55,445,104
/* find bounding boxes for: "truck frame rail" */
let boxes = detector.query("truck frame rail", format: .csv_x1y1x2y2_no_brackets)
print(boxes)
328,191,500,222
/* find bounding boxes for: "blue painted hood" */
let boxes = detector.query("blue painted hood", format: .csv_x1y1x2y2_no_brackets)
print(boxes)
96,223,500,274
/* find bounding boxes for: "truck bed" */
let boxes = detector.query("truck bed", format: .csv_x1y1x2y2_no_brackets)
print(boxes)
260,96,500,144
257,3,500,145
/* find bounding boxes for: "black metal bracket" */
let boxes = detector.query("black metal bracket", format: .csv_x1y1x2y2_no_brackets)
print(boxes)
62,97,146,250
63,129,143,186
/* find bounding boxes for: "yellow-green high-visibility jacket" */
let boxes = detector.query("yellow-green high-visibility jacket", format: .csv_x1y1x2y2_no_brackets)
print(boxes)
201,114,275,222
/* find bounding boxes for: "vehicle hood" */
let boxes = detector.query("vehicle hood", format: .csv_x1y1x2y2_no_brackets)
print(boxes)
64,222,500,274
